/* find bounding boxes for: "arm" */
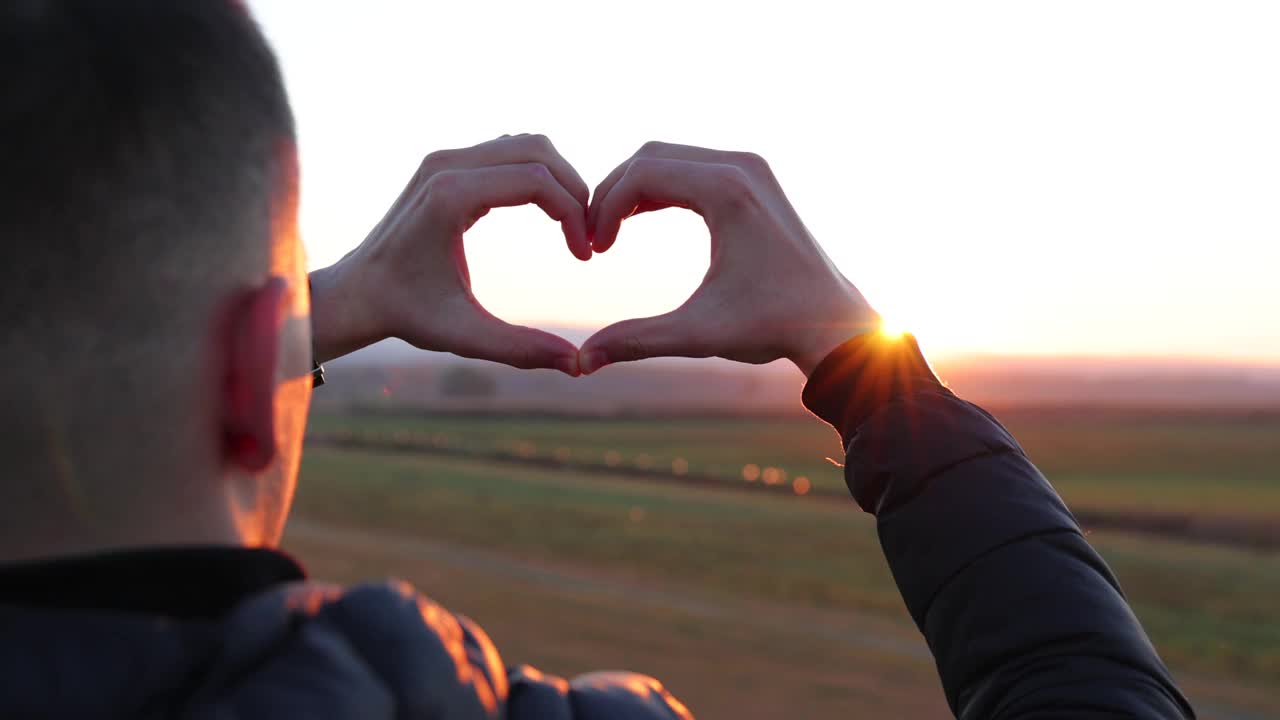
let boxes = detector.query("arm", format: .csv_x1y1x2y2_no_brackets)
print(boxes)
580,142,1194,718
802,332,1194,718
307,133,592,372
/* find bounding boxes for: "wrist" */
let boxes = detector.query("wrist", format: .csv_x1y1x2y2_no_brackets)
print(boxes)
308,258,386,364
788,323,879,378
786,295,882,378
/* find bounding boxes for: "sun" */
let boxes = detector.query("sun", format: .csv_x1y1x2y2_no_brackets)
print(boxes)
878,316,906,340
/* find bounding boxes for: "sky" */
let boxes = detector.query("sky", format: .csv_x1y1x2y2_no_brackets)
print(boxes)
248,0,1279,364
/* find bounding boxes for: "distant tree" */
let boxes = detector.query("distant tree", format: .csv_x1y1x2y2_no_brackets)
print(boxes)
438,364,498,398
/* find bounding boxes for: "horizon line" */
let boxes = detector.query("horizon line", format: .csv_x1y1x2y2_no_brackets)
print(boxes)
483,323,1280,370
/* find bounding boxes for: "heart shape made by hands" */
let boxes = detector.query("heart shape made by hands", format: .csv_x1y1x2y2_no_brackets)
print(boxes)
356,136,868,378
462,203,710,355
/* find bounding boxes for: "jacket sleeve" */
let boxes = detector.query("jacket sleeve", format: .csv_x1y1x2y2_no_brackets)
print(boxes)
801,333,1195,719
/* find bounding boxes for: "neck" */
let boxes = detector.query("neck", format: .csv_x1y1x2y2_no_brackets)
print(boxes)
0,466,263,567
0,376,279,566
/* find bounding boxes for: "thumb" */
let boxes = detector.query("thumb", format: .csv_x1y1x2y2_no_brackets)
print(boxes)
578,309,710,375
444,305,581,376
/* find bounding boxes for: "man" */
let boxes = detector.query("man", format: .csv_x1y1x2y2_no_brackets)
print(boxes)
0,2,1194,718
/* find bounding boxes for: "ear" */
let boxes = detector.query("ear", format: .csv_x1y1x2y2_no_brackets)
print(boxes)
221,278,288,472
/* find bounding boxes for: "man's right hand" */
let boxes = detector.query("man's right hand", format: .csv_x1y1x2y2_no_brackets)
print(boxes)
580,142,882,378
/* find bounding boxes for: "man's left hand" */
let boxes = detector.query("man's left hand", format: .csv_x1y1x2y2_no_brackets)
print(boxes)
308,134,589,375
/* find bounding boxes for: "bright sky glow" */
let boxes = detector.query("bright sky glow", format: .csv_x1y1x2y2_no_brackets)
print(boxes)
249,1,1280,363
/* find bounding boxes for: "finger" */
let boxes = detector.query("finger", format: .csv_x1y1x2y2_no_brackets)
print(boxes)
425,163,590,260
590,157,752,253
586,159,632,239
587,142,760,240
427,134,591,212
586,159,677,243
577,309,712,375
447,302,582,375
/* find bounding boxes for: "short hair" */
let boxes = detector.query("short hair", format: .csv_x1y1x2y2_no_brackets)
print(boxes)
0,1,296,466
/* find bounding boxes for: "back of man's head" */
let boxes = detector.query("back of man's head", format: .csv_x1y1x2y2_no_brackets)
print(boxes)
0,1,298,555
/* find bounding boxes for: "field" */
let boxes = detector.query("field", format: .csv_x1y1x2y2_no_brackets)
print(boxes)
288,409,1280,719
306,408,1280,519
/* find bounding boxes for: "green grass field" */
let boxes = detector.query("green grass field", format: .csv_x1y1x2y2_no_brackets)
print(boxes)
289,407,1280,719
307,409,1280,519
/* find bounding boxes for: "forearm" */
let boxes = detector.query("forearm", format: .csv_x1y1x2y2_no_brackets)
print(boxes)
802,334,1194,718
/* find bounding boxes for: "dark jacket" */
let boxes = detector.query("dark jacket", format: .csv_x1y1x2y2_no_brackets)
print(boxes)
0,333,1193,718
802,332,1194,718
0,577,690,719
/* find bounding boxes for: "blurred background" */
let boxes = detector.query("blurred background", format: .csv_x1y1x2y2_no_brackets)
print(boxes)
250,2,1278,717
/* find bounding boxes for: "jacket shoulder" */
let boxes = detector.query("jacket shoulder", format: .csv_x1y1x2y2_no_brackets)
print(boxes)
507,665,693,720
211,580,693,719
194,579,505,719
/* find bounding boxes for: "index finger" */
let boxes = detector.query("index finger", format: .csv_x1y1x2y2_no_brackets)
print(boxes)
424,163,589,260
587,142,755,241
589,157,752,253
434,134,591,210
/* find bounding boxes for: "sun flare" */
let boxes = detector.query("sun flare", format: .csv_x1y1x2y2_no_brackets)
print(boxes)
878,317,906,340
